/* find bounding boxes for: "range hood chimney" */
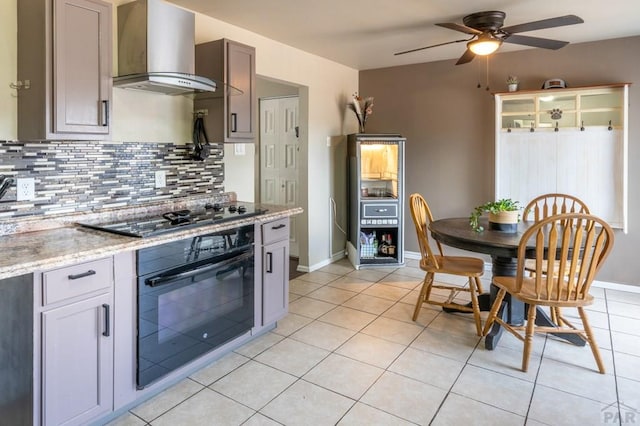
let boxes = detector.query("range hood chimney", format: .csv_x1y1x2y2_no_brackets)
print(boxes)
114,0,216,95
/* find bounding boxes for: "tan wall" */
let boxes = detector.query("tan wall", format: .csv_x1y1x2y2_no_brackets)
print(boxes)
360,36,640,286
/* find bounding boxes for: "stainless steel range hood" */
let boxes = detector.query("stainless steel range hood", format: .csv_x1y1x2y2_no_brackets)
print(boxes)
114,0,216,96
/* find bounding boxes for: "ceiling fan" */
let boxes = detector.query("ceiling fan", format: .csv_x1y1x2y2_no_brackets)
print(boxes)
394,11,584,65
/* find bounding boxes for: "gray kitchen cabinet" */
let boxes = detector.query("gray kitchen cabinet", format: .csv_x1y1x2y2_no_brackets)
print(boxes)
262,219,290,325
195,39,256,142
17,0,112,140
38,257,114,426
0,274,34,426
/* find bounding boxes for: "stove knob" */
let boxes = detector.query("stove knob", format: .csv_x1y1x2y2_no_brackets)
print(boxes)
228,205,237,213
237,205,247,214
205,203,223,211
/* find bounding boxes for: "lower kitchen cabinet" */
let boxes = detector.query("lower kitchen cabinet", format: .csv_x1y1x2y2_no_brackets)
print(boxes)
262,219,290,325
0,274,33,425
38,257,114,426
42,293,113,425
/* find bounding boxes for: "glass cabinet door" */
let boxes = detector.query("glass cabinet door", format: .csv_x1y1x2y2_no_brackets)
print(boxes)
538,95,576,128
580,91,623,127
501,98,535,129
360,143,399,199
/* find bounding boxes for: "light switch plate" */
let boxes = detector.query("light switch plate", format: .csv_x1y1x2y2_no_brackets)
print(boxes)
234,144,246,156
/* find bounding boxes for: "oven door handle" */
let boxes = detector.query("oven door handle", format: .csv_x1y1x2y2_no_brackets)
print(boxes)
145,250,252,288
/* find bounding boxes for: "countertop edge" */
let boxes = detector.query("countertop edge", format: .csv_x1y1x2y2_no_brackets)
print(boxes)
0,207,302,280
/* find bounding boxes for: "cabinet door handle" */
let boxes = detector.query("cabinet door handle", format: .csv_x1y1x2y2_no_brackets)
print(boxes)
230,113,237,132
271,224,286,230
102,304,110,337
67,269,96,280
266,252,273,273
102,100,109,127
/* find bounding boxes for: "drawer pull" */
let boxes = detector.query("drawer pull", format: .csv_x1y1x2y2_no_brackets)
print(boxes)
102,304,110,337
271,224,286,230
376,209,388,213
266,252,273,273
102,100,109,126
230,113,238,133
67,270,96,280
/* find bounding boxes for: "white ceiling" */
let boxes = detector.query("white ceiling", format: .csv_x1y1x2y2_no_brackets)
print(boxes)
169,0,640,70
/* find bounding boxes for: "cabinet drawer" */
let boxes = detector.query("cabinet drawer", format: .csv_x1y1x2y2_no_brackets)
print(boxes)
262,219,289,245
42,258,113,306
362,203,398,218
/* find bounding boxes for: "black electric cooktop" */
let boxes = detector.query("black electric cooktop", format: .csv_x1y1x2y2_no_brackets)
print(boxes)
77,202,268,238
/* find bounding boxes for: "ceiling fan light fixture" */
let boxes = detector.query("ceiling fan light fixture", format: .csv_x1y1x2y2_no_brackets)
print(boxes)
468,34,502,55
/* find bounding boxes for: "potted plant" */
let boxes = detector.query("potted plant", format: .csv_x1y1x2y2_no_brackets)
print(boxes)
470,198,520,232
506,75,519,92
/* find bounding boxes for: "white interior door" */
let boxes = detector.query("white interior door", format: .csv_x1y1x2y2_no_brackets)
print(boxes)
260,97,300,257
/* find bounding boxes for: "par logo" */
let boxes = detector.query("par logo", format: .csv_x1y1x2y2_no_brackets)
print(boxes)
602,401,639,424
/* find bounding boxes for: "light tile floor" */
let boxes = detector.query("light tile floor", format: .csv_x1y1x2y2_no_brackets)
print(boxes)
108,258,640,426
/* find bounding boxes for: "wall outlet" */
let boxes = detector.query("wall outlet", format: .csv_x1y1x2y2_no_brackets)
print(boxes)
154,170,166,188
16,178,35,201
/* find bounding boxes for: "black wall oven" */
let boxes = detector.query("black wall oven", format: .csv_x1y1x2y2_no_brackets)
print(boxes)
136,225,255,388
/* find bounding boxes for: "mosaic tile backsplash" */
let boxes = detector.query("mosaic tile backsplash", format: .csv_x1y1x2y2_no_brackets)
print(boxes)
0,140,224,219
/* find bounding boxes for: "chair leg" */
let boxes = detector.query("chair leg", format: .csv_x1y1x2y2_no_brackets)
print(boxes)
412,272,433,321
475,276,484,295
522,303,537,372
482,288,506,336
550,307,565,326
469,277,482,336
578,307,606,374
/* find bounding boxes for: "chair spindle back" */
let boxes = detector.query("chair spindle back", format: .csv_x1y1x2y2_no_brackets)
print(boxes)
523,193,590,223
516,213,614,303
409,193,444,270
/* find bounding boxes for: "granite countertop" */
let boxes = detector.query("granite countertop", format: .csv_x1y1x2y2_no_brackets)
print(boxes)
0,200,302,280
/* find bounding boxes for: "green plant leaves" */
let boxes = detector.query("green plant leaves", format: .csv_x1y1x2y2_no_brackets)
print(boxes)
469,198,520,232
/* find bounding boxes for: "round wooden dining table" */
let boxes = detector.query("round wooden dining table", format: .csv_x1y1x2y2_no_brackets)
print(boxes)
429,217,585,350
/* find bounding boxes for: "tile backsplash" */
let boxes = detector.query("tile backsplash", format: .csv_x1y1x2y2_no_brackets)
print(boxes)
0,140,224,219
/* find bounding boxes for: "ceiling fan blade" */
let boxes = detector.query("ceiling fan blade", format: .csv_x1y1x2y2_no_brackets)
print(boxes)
503,34,569,50
455,49,476,65
394,38,470,56
501,15,583,34
436,22,482,35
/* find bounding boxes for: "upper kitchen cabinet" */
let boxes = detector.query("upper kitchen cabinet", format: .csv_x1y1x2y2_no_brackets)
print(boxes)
498,84,628,130
195,39,256,142
17,0,112,140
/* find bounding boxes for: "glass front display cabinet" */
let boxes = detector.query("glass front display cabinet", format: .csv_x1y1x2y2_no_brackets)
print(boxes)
347,133,405,268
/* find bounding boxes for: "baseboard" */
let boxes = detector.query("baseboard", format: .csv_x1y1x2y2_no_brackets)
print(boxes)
592,280,640,293
403,250,640,293
297,254,343,273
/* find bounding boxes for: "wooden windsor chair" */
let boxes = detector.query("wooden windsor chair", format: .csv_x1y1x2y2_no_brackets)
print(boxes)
482,213,614,373
409,193,485,336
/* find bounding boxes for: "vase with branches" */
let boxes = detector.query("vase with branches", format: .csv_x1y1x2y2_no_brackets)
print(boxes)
348,92,374,133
